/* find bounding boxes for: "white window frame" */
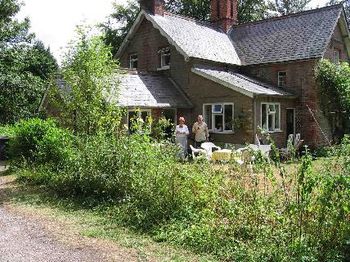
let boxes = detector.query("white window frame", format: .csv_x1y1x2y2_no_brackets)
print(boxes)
278,71,287,88
158,47,170,70
129,53,138,69
261,102,281,133
203,103,234,134
127,109,151,130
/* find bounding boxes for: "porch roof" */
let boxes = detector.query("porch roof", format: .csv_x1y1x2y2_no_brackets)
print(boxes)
191,65,295,98
117,72,193,108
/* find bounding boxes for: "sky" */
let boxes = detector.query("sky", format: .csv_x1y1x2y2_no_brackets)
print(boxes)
18,0,329,64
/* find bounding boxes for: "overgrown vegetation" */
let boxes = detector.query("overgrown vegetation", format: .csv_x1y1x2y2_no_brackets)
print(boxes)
315,59,350,138
4,118,350,261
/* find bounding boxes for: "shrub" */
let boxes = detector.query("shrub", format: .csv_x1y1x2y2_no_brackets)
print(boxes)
8,118,75,168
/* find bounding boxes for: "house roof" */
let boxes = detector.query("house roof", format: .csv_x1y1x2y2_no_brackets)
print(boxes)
117,11,241,65
117,72,193,108
230,4,345,65
117,4,348,66
191,65,294,98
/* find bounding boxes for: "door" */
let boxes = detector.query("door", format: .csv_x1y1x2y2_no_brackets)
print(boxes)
286,108,295,139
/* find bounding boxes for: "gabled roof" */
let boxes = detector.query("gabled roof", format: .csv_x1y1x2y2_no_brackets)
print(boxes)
192,65,294,98
117,10,241,65
117,5,349,66
230,4,345,65
117,72,192,108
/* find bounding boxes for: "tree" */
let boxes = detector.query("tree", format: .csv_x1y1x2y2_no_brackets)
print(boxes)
100,0,139,57
58,26,121,135
269,0,311,15
328,0,350,24
101,0,270,55
0,0,58,124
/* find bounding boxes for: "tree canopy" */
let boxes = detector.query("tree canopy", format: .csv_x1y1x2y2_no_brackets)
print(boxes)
0,0,58,124
57,26,121,135
101,0,314,56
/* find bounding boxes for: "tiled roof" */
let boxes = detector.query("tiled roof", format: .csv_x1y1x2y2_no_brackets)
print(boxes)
230,5,343,65
117,72,192,108
192,65,294,98
145,12,241,65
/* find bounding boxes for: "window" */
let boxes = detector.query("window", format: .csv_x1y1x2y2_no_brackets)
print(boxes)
127,110,151,132
203,103,234,133
158,47,170,69
129,54,138,69
261,103,281,132
278,71,287,88
333,49,340,64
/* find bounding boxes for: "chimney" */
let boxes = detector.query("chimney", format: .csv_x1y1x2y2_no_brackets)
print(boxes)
138,0,165,16
211,0,238,32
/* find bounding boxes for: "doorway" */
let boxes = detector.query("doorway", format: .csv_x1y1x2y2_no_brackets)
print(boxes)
286,108,295,139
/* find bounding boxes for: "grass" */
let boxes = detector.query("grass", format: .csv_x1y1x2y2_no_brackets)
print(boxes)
3,175,217,262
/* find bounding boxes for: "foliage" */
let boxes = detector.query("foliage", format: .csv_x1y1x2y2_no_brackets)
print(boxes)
101,0,273,55
57,26,122,135
99,0,140,56
151,116,174,141
0,0,58,124
13,120,350,260
315,59,350,135
268,0,311,15
8,118,74,169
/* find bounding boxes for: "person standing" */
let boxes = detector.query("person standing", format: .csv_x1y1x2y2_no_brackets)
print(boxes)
192,115,209,148
175,117,189,159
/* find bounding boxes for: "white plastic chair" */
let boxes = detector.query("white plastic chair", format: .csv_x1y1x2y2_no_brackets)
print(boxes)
189,145,207,159
200,142,221,159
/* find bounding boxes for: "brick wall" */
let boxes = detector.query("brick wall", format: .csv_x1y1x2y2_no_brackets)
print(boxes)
119,19,169,71
323,24,349,62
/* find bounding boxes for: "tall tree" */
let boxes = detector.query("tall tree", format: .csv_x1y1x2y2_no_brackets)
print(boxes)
0,0,58,124
58,26,121,135
101,0,270,56
328,0,350,24
269,0,311,15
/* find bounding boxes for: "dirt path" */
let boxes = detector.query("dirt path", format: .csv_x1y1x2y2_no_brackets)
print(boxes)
0,171,138,262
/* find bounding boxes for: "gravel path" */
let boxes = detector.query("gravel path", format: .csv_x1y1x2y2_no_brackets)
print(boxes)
0,171,137,262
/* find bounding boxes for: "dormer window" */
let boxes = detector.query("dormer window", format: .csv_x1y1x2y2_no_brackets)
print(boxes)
278,71,287,88
129,54,138,69
158,47,170,70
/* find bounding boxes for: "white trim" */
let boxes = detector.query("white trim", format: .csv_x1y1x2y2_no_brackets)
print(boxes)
192,68,254,98
203,103,235,133
116,11,145,58
260,102,281,133
116,11,190,62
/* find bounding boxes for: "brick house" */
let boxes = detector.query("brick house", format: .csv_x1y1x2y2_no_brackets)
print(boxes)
116,0,350,147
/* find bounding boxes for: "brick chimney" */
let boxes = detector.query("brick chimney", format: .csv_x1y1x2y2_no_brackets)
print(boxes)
138,0,165,16
211,0,238,32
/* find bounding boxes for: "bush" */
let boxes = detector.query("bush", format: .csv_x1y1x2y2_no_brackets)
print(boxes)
8,118,75,168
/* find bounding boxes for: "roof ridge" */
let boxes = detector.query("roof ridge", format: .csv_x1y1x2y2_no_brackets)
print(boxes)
162,11,222,31
233,3,343,28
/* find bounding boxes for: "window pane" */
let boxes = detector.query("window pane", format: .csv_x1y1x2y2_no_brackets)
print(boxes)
128,111,138,130
269,104,275,113
141,111,149,122
204,105,212,129
224,104,233,131
214,115,223,132
212,104,223,113
262,104,267,129
275,105,280,129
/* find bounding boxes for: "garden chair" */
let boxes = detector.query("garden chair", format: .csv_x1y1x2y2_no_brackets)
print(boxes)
189,145,207,160
200,142,221,159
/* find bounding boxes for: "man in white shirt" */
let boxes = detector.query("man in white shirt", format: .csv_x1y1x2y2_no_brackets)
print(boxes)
192,115,209,148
